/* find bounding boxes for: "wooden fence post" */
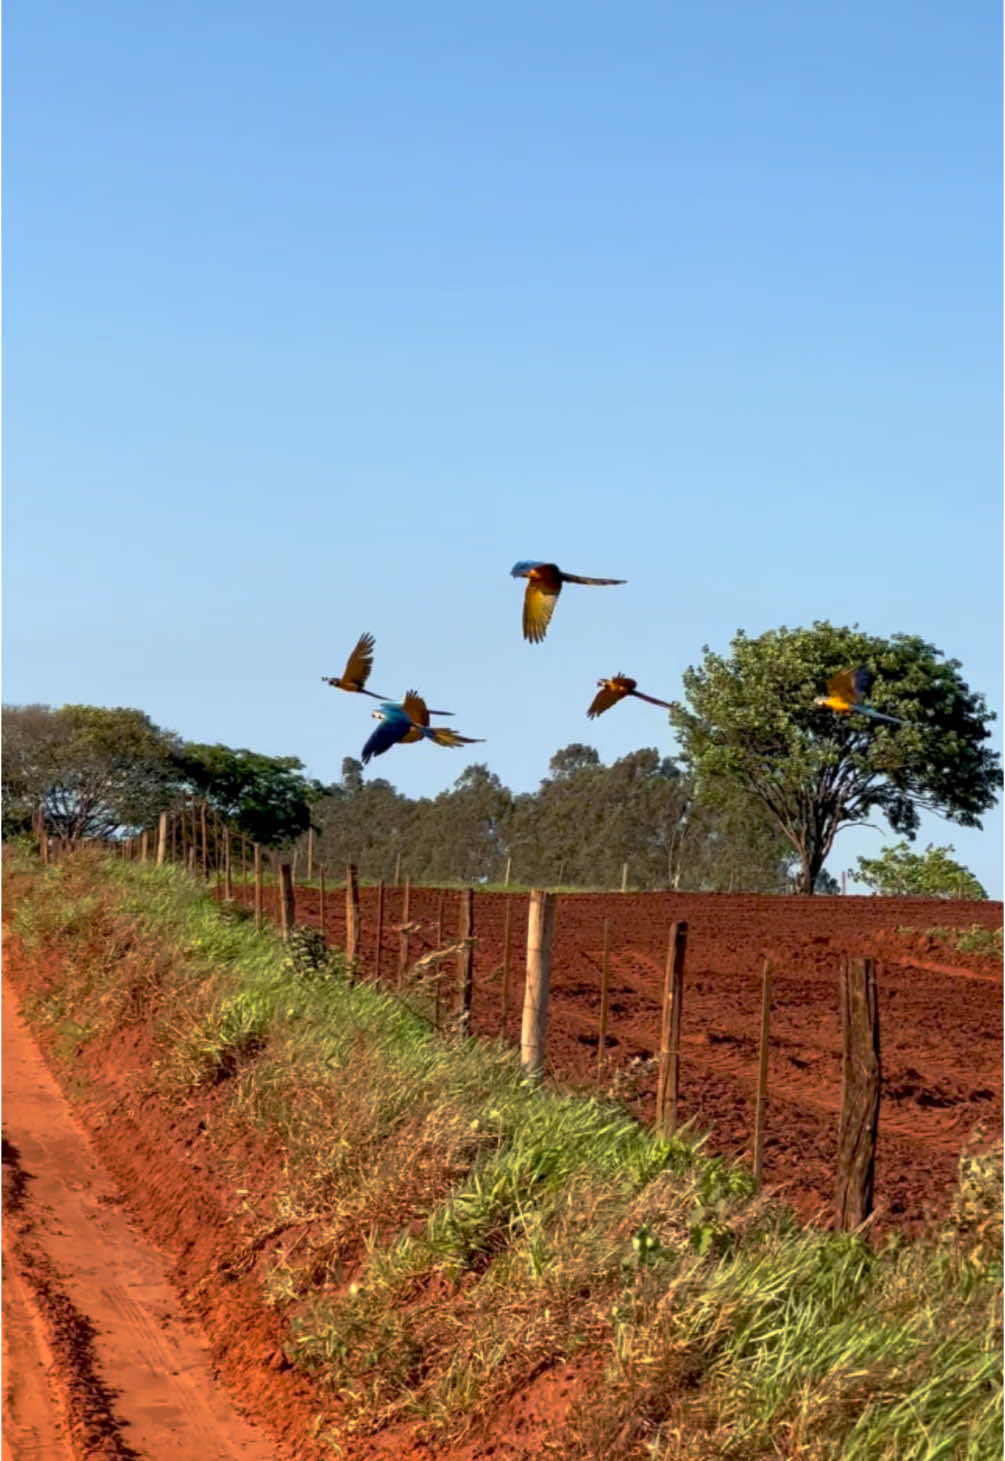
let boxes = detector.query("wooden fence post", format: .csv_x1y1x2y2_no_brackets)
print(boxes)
620,861,628,893
223,827,233,901
279,862,295,941
345,863,360,968
521,891,556,1079
836,957,881,1230
253,844,263,931
753,958,772,1184
597,916,611,1077
139,828,149,863
156,811,168,866
306,827,314,882
394,850,402,887
374,880,385,981
318,865,326,938
397,878,411,986
500,896,514,1035
656,921,688,1136
200,799,209,880
456,888,474,1034
504,856,512,887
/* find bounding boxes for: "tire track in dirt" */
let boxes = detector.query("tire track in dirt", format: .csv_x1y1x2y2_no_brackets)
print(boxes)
1,976,278,1461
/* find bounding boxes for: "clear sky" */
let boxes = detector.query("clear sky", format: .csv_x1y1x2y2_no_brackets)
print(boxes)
4,2,1002,895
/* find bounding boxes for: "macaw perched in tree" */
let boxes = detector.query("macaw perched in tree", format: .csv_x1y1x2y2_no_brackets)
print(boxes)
587,674,674,719
323,634,452,714
361,691,484,764
510,561,626,643
813,668,905,724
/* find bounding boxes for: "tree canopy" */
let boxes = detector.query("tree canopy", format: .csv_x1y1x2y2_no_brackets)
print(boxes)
2,704,181,840
172,744,325,848
669,622,1001,893
854,842,987,899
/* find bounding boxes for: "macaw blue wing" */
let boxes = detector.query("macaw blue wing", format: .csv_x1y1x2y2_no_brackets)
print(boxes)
361,705,411,764
850,667,873,700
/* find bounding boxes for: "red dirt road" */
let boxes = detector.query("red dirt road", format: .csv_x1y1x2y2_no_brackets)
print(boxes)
1,976,277,1461
245,884,1002,1233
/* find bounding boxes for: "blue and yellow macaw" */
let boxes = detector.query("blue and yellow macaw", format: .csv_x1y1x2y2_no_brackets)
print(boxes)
510,561,626,643
322,632,390,700
361,691,484,765
813,668,905,724
324,634,453,715
587,674,673,719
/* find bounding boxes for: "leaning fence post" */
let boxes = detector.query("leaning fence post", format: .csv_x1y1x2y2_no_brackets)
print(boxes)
156,811,168,866
200,799,209,880
253,844,263,931
597,916,611,1078
836,957,881,1230
753,957,772,1184
279,862,295,941
521,890,556,1079
345,863,360,968
456,888,474,1034
656,921,688,1136
397,878,411,987
500,896,514,1036
374,880,385,981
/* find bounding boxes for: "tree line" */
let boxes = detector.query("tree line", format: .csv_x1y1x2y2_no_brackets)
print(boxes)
4,621,998,894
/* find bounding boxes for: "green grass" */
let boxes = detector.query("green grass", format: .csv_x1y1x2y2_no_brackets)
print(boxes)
895,924,1003,959
6,845,1002,1459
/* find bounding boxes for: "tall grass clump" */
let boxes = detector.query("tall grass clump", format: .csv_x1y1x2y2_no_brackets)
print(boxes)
5,844,1001,1460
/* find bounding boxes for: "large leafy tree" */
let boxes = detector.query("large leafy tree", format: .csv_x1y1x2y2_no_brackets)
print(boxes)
854,842,987,899
174,743,326,848
669,622,1001,894
2,704,181,840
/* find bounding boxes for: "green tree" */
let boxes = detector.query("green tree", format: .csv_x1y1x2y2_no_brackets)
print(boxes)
174,744,325,848
854,842,987,899
2,703,181,841
669,622,1001,894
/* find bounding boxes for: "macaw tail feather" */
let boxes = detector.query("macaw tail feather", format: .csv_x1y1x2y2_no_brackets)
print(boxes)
560,574,627,586
631,690,673,709
427,728,485,748
852,706,905,725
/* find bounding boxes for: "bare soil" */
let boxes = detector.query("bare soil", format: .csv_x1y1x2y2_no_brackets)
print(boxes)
243,883,1003,1235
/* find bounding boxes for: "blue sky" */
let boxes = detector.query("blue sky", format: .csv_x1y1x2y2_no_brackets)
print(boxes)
4,1,1002,894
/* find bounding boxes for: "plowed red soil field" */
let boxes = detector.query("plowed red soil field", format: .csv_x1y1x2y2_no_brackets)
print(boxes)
236,884,1002,1234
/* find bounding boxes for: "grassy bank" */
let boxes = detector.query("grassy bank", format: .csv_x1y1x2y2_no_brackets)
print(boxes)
5,846,1002,1459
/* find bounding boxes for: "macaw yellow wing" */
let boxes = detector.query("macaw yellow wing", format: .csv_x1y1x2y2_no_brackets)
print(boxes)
523,579,561,643
402,690,430,727
587,675,636,719
826,668,858,706
342,632,376,688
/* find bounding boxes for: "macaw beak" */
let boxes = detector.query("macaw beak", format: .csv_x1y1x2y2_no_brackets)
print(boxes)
813,696,826,707
372,711,383,721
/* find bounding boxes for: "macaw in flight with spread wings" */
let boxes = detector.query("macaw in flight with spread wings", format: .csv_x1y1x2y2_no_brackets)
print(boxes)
813,668,905,725
587,674,673,719
323,634,451,714
510,562,626,643
361,691,484,765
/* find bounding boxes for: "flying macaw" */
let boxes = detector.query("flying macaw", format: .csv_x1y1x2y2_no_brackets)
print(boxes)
510,561,626,643
323,634,452,714
361,691,484,765
587,674,673,719
813,668,905,725
321,632,389,700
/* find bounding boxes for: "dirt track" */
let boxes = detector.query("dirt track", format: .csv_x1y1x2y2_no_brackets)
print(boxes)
1,976,276,1461
241,884,1002,1232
